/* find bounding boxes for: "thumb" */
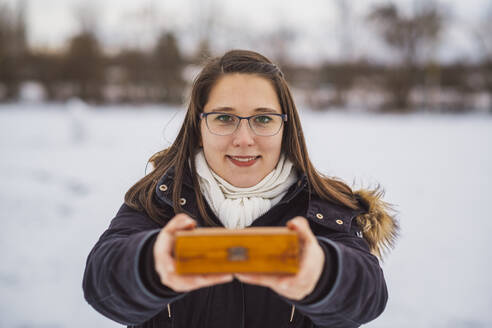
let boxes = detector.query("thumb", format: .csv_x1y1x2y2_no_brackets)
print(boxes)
164,213,196,234
287,216,315,244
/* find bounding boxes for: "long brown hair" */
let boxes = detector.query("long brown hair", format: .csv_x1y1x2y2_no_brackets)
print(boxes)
125,49,361,225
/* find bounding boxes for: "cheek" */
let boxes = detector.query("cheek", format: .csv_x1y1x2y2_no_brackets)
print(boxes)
201,129,228,157
266,134,283,155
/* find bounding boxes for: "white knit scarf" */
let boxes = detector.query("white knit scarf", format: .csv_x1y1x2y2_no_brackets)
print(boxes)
195,150,298,229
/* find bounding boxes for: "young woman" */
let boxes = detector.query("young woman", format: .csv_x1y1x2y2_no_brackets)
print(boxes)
83,49,398,328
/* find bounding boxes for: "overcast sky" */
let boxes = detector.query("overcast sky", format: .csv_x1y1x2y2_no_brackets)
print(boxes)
4,0,491,63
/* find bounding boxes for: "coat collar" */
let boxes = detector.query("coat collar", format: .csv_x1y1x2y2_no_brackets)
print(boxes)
155,165,362,233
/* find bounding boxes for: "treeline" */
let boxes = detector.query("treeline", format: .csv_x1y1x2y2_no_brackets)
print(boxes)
27,32,186,103
293,2,492,113
1,1,491,112
0,1,189,104
288,60,492,113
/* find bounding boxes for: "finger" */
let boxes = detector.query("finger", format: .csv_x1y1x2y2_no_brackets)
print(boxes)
154,232,181,285
235,273,283,288
155,251,176,275
172,274,233,292
163,213,196,234
286,218,323,278
236,274,299,298
294,242,326,292
194,274,234,288
154,230,176,265
177,273,232,284
295,239,322,278
287,217,315,244
155,215,197,285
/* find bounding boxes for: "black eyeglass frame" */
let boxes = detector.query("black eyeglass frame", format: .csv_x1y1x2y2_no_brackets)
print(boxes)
199,112,288,136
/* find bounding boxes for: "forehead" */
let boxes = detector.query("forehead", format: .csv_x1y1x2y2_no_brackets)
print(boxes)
204,73,281,114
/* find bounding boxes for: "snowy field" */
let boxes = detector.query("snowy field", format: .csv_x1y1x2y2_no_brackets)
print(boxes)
0,103,491,328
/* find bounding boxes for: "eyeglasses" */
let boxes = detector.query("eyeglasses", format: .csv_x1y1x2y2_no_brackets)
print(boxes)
200,112,288,136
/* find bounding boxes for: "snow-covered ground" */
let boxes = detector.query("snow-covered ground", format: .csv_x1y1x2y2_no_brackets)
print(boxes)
0,103,491,327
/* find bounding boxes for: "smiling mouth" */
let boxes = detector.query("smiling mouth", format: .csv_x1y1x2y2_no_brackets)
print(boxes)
227,155,261,166
228,155,260,162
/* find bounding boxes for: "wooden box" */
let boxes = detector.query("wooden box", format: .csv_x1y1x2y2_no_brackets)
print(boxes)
174,227,299,275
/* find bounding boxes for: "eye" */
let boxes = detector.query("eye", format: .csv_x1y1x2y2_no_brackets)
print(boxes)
254,115,273,124
215,114,235,122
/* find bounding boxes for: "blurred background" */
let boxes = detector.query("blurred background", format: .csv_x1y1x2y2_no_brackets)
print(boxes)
1,0,492,111
0,0,491,327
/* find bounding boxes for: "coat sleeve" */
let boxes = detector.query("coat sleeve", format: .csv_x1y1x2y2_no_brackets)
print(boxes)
82,204,186,325
285,224,388,328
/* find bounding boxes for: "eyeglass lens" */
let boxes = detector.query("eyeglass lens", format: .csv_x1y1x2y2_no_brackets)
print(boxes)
205,113,283,136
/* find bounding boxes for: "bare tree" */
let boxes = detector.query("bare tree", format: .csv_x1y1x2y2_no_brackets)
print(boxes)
63,32,104,101
0,0,28,100
73,2,100,35
326,0,355,107
266,27,296,67
335,0,354,62
29,52,64,101
473,5,492,112
60,3,104,101
368,1,444,110
152,32,185,103
190,0,219,62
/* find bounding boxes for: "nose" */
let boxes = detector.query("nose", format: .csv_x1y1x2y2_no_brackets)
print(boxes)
232,119,255,146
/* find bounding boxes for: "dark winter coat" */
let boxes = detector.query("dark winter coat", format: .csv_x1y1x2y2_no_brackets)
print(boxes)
83,165,398,328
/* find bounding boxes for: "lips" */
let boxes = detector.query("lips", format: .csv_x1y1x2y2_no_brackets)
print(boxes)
227,155,260,167
229,156,258,162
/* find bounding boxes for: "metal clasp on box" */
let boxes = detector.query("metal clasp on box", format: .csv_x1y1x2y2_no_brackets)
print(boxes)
227,246,248,261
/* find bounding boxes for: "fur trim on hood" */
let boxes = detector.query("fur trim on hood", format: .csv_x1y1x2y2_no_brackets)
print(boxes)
354,188,399,260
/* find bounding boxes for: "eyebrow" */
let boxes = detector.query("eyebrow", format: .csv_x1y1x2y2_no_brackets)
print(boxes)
209,107,281,114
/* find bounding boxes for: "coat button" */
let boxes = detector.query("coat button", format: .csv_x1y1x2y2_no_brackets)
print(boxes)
159,184,168,192
316,213,323,219
336,219,343,225
179,198,186,205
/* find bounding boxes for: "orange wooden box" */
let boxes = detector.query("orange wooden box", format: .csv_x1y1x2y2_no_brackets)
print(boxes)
174,227,299,275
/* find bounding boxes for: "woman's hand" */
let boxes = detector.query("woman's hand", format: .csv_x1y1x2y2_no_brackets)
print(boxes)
235,216,325,300
153,213,234,292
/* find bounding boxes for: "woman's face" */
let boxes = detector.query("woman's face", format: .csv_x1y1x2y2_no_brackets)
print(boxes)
200,73,283,188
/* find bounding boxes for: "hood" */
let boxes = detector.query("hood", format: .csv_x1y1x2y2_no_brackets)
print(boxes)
354,188,399,260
